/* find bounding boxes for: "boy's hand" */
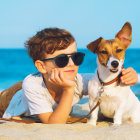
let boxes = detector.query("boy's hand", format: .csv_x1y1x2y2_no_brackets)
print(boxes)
40,68,75,124
48,68,75,89
121,68,138,85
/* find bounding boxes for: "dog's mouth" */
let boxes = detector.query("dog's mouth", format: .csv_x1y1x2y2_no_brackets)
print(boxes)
110,69,118,73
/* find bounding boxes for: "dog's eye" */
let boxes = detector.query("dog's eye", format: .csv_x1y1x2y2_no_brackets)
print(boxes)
100,50,108,54
116,49,123,53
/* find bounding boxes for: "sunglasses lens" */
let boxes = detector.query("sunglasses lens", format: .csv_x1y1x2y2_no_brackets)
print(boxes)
55,54,69,68
72,52,84,66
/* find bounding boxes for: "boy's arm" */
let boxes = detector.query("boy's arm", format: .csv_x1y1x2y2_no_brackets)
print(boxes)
38,88,74,124
38,69,75,124
121,67,138,85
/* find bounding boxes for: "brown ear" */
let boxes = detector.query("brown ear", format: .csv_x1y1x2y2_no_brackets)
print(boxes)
87,37,103,53
115,22,132,48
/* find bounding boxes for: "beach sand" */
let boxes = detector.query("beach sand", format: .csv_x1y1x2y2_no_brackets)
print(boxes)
0,102,140,140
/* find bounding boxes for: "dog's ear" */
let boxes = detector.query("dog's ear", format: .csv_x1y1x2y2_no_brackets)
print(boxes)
87,37,103,53
115,22,132,49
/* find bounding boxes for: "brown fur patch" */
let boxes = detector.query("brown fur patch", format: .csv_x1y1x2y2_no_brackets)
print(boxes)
87,22,132,66
97,39,126,65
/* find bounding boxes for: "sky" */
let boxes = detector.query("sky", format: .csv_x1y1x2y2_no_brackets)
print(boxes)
0,0,140,49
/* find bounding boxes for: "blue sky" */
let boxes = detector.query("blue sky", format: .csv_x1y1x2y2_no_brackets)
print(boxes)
0,0,140,49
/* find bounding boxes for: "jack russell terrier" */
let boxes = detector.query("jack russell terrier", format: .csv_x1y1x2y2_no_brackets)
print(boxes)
87,22,140,126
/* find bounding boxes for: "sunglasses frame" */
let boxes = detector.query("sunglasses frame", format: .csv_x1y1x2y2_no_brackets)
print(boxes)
40,52,85,68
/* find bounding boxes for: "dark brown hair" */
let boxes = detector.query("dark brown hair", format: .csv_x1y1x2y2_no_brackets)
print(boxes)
25,28,75,62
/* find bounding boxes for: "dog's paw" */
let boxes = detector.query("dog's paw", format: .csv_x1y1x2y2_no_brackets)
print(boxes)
113,121,122,126
88,119,97,126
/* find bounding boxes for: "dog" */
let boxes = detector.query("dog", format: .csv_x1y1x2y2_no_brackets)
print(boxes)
87,22,140,126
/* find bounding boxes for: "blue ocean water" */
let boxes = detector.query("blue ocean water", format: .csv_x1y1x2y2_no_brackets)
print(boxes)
0,48,140,98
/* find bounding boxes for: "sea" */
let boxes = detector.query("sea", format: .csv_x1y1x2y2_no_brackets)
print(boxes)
0,48,140,101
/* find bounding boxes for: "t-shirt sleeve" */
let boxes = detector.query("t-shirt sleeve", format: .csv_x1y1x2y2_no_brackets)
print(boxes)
77,73,94,95
22,77,53,115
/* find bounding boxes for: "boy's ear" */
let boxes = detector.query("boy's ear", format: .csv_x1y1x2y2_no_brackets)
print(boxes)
115,22,132,49
35,60,47,74
87,37,103,53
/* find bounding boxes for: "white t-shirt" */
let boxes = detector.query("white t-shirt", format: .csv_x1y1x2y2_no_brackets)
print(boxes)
3,73,93,118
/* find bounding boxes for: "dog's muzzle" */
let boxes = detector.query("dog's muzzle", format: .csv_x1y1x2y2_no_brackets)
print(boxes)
111,61,119,68
107,57,123,73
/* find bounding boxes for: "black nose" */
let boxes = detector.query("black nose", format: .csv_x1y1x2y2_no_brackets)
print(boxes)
111,61,119,68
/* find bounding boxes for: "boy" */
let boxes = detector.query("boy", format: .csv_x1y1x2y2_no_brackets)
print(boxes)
2,28,138,124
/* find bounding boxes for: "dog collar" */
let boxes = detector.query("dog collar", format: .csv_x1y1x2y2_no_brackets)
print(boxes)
97,70,122,86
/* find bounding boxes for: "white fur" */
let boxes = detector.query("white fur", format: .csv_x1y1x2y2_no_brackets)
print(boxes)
88,58,140,126
107,56,124,72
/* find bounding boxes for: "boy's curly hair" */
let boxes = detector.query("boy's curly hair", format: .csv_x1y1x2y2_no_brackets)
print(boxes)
25,28,75,62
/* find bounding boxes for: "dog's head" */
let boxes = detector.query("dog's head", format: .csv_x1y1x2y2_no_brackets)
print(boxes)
87,22,132,73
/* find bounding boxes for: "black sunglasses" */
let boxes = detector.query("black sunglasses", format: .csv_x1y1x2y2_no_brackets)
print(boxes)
40,52,85,68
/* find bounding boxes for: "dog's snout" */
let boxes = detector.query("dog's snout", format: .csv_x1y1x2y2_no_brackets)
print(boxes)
111,61,119,68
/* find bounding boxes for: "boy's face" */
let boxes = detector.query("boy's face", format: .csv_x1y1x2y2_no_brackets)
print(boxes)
43,42,78,81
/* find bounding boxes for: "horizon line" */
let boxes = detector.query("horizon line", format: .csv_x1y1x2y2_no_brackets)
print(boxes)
0,48,140,50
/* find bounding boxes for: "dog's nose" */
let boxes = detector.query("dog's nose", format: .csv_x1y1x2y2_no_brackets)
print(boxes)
111,61,119,68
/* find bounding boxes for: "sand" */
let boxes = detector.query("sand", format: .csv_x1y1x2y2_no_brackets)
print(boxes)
1,121,140,140
0,102,140,140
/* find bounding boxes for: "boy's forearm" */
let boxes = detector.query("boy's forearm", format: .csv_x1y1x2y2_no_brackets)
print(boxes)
47,88,74,124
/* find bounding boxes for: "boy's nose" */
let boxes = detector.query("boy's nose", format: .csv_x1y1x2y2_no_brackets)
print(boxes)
67,57,75,66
